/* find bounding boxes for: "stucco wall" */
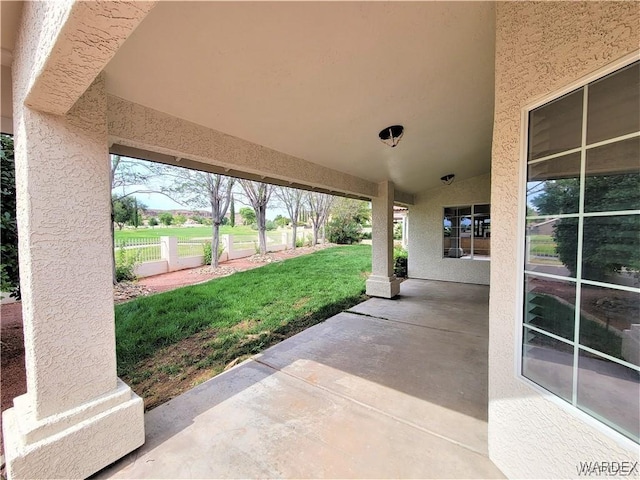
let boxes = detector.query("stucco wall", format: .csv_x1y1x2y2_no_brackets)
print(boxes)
107,96,379,199
408,173,490,285
489,3,640,478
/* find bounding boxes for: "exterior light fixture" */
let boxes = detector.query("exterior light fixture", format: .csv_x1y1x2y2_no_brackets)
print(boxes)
379,125,404,148
440,174,455,185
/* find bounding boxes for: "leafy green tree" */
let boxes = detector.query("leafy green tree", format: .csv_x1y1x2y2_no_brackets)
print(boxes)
149,217,159,227
326,198,370,244
159,212,174,226
239,207,256,226
1,134,19,298
273,215,290,228
174,214,187,225
532,176,639,278
265,220,277,231
132,198,140,228
112,195,142,230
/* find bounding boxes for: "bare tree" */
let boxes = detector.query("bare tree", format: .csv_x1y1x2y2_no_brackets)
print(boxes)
307,192,334,245
162,169,235,267
239,180,273,255
275,186,304,249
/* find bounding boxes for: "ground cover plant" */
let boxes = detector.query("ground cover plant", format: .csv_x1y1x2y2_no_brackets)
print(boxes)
115,245,372,408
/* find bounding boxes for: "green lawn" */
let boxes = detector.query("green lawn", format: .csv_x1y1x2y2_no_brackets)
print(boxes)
529,235,558,256
114,225,256,241
115,245,372,376
116,244,204,263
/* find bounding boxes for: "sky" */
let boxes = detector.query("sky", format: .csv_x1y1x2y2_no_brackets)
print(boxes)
112,156,289,219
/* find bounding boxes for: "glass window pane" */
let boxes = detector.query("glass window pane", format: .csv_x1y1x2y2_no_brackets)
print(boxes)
444,207,471,258
527,153,581,215
474,204,490,215
444,207,466,258
472,213,491,258
587,62,640,145
525,218,578,276
523,327,574,402
585,137,640,213
529,89,583,161
524,274,576,340
579,284,640,367
582,215,640,288
577,350,640,442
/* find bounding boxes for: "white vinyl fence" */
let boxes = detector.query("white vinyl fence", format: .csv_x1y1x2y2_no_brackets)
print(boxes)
117,231,309,279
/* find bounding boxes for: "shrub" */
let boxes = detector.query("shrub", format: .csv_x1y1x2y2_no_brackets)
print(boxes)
148,217,159,227
203,242,212,265
159,212,173,226
295,237,305,248
265,220,277,231
327,218,362,244
203,242,225,265
393,246,408,278
393,222,403,240
361,231,372,240
1,134,19,299
115,244,138,282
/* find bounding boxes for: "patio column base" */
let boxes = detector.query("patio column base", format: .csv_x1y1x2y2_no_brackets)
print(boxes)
366,275,401,298
2,379,144,479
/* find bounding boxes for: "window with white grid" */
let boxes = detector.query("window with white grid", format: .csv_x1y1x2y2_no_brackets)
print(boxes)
522,61,639,443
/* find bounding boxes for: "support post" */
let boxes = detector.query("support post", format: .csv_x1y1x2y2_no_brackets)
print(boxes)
2,75,144,479
366,181,401,298
161,236,179,271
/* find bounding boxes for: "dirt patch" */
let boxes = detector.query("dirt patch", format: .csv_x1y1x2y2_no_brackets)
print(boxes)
1,302,26,459
231,319,259,333
121,328,230,410
113,282,153,303
293,297,311,309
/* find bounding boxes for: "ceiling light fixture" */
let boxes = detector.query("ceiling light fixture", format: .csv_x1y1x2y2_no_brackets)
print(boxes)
378,125,404,148
440,174,455,185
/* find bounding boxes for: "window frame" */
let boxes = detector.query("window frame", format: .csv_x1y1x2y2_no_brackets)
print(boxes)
442,203,491,261
515,51,640,447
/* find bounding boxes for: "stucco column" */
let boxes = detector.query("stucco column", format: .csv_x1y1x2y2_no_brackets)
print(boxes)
2,74,144,479
366,181,401,298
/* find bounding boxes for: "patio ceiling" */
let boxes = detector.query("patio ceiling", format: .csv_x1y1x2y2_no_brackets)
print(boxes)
103,2,496,195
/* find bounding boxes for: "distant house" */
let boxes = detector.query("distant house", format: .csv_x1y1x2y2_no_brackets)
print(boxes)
527,218,557,237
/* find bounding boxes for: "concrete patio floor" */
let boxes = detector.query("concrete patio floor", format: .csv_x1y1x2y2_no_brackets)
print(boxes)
96,279,504,479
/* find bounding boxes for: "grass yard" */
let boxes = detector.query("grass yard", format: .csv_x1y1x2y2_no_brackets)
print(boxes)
114,225,256,241
528,235,558,256
115,244,372,408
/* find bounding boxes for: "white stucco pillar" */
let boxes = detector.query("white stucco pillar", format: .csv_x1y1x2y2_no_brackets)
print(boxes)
402,214,408,249
366,181,401,298
2,74,144,479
